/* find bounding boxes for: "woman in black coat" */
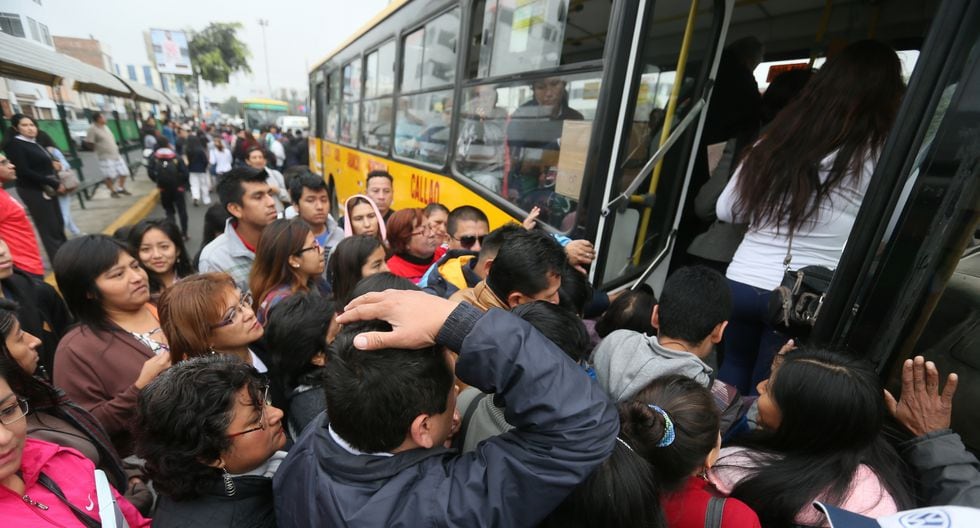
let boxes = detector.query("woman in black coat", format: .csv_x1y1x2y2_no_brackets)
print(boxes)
1,114,67,262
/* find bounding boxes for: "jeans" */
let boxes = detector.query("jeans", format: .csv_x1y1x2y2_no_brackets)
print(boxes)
718,278,787,395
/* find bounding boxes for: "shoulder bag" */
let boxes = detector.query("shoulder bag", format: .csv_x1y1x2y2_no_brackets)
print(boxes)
766,233,834,336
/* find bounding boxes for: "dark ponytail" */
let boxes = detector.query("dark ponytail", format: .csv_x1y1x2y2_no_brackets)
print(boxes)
541,431,666,528
622,375,720,490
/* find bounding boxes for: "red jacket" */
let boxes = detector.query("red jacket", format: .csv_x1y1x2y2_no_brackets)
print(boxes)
386,246,447,284
662,476,761,528
0,438,149,527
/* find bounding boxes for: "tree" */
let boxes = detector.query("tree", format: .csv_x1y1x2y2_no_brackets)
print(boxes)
188,22,251,85
220,96,243,116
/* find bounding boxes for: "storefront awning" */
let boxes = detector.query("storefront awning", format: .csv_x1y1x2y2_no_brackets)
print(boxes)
116,76,162,103
0,32,132,97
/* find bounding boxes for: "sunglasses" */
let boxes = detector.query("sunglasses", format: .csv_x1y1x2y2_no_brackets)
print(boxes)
453,234,485,249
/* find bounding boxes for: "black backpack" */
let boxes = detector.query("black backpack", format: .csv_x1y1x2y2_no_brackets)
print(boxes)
152,157,181,190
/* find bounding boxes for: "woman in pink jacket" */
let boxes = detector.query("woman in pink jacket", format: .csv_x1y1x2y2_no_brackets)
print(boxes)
0,369,149,527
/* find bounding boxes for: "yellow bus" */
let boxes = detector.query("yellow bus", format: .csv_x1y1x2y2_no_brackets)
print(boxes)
310,0,980,449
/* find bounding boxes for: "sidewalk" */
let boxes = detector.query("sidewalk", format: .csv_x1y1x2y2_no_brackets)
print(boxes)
21,166,160,275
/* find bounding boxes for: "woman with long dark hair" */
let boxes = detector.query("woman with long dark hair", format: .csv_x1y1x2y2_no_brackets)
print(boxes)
715,40,905,393
0,298,156,511
52,235,172,457
326,235,388,307
0,114,67,263
249,218,326,325
709,349,913,527
264,292,334,437
128,218,193,296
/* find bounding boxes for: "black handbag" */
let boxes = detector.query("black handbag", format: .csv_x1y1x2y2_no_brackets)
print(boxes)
767,234,834,335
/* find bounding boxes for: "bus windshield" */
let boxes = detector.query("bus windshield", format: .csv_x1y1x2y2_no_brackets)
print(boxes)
243,100,289,131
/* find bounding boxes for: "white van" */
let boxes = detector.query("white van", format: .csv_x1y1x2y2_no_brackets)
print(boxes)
276,115,309,132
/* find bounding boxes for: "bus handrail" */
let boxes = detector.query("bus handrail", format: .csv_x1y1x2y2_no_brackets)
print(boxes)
601,96,708,217
630,229,676,290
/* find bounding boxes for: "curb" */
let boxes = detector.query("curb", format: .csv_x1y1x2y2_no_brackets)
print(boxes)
44,189,161,288
102,188,161,236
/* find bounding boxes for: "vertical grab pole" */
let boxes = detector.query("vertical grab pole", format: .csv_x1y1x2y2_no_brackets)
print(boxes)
630,0,699,265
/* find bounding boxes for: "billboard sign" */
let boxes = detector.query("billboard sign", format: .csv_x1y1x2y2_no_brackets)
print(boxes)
150,29,191,75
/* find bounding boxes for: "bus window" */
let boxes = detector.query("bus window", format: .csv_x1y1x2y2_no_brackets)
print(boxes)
326,71,340,141
362,41,396,152
340,61,362,145
364,41,396,98
401,9,460,93
454,72,602,230
394,89,454,166
469,0,611,79
361,99,394,153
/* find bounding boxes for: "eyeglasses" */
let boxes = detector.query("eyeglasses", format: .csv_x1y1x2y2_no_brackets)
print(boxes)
0,398,29,425
211,291,254,329
0,160,11,166
227,385,271,438
296,238,322,255
452,234,485,249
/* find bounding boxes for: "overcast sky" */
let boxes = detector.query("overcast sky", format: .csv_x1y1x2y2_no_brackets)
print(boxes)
43,0,390,103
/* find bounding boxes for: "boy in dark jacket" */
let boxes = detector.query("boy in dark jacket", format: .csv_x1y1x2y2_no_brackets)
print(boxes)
273,290,618,527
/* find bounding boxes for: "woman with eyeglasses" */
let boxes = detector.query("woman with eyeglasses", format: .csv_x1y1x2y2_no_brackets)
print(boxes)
136,354,286,528
159,273,268,372
249,218,327,326
0,359,150,526
0,296,158,515
384,208,446,284
52,236,172,458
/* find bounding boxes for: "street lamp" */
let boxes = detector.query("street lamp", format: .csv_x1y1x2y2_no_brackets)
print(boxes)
258,19,272,98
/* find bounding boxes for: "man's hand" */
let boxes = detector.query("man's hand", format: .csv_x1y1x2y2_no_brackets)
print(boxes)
884,356,958,437
338,290,459,351
565,239,595,274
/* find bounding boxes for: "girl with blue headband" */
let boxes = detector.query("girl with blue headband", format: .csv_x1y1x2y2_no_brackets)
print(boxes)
620,375,761,528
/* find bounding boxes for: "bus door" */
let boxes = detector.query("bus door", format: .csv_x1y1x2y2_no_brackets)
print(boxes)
810,0,980,452
588,0,733,293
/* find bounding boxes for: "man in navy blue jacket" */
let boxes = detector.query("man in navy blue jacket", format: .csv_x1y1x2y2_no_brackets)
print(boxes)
273,290,618,527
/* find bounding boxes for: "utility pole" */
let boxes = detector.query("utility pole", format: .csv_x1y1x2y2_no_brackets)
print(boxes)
258,19,272,98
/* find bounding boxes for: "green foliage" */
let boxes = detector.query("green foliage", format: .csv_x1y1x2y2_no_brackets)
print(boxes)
220,96,243,116
188,22,251,85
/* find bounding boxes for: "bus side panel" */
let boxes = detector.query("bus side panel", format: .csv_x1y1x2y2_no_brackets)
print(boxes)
309,137,324,175
323,141,517,229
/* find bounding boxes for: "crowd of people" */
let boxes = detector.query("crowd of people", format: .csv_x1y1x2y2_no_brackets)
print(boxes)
0,38,978,527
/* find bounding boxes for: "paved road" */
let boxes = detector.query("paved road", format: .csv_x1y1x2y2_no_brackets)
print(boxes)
145,189,212,259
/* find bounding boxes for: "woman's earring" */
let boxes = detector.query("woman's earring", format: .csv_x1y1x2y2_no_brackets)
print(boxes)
208,345,216,355
697,467,709,481
222,468,237,496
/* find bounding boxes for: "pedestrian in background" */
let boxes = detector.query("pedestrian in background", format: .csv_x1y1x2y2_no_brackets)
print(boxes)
83,112,131,198
185,134,211,207
1,114,67,265
36,131,82,237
